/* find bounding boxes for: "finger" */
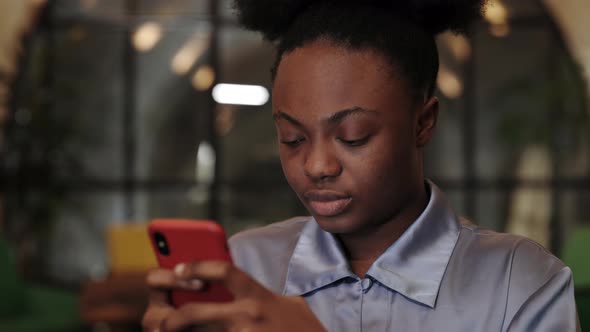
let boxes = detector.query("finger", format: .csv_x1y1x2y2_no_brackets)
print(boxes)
146,273,202,308
146,268,177,289
193,323,227,332
148,287,169,306
141,305,174,331
161,299,264,332
174,261,267,298
146,269,173,306
227,317,257,332
147,268,204,292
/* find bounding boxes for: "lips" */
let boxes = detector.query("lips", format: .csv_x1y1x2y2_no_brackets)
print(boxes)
303,190,352,217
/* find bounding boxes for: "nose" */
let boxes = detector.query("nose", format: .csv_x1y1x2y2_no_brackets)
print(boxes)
303,142,342,182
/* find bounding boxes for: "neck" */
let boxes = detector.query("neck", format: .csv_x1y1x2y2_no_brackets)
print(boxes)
337,184,429,276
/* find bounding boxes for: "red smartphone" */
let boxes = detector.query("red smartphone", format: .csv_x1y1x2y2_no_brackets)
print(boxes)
147,219,234,307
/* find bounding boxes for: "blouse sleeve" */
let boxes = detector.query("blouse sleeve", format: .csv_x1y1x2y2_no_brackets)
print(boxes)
505,266,580,331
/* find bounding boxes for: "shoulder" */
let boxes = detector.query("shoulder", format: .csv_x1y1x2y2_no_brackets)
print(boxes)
457,218,565,281
453,219,572,324
228,216,311,292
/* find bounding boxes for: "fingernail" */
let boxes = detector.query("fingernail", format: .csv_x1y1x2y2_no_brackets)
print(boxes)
190,279,203,289
174,263,186,276
178,279,203,290
189,279,204,289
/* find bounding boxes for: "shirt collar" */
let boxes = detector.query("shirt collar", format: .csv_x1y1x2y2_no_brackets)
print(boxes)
283,180,461,308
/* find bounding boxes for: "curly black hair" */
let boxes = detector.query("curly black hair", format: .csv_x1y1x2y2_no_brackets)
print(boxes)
234,0,487,100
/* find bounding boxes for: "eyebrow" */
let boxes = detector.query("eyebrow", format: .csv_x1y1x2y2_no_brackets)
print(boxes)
273,111,303,127
324,107,377,125
273,107,377,127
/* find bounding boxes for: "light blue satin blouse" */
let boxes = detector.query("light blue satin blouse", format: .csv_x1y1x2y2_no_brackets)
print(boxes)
229,181,580,331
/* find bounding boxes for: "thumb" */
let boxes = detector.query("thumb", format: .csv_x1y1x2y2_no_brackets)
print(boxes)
176,261,270,299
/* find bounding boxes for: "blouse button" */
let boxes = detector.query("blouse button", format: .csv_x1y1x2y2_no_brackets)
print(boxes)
360,277,373,293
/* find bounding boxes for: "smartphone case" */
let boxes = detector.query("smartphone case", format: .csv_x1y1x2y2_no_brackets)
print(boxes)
148,219,234,306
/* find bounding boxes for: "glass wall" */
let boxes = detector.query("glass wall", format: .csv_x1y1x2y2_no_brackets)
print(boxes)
2,0,589,286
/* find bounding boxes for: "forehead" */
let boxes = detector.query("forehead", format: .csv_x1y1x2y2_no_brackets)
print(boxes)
272,40,412,117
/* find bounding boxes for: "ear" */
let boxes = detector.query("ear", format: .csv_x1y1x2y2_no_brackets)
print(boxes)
415,96,439,147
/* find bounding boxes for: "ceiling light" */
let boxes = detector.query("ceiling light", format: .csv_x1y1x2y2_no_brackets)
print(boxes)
171,34,209,75
489,23,511,38
441,33,471,62
132,22,163,52
437,67,463,99
484,0,509,25
192,65,216,91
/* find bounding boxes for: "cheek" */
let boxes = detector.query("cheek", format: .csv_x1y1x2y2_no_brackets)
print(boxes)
344,135,414,191
278,148,304,190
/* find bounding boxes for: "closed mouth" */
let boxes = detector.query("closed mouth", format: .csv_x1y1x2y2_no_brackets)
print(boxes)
304,190,352,217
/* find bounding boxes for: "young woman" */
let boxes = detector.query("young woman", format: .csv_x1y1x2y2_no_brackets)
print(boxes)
142,0,579,331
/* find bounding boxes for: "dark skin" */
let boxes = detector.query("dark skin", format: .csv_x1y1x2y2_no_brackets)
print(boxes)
142,39,438,331
274,40,438,276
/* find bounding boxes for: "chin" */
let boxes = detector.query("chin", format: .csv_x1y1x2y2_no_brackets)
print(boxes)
312,214,363,235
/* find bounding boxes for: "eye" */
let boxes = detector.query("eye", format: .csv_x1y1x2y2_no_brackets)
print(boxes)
280,137,306,147
338,136,370,147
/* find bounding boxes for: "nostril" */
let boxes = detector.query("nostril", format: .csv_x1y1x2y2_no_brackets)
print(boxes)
304,163,342,182
303,145,342,180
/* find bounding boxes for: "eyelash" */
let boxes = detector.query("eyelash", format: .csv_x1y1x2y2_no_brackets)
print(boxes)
338,136,370,147
280,137,305,147
280,136,370,148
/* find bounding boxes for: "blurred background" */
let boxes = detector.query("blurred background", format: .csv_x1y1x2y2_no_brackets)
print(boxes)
0,0,589,331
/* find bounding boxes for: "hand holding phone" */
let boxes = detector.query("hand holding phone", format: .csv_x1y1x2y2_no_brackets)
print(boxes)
143,260,327,332
147,219,234,307
143,221,327,332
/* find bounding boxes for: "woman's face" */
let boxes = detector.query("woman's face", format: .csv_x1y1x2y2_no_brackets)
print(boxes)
272,40,436,235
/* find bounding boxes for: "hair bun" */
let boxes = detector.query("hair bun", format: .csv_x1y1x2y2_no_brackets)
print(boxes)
405,0,489,35
233,0,315,41
233,0,488,41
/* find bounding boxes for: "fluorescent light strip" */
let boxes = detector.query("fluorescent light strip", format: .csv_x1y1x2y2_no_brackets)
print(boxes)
212,83,269,106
